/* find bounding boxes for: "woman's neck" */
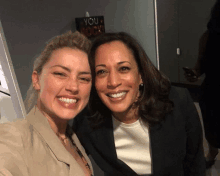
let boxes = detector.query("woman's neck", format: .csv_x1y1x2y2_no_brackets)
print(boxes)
36,103,68,138
46,115,68,138
112,107,139,124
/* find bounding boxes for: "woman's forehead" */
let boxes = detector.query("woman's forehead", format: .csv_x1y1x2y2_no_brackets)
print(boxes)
44,48,90,71
94,41,137,65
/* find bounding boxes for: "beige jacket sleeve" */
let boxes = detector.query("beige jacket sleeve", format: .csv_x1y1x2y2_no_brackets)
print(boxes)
0,122,29,176
0,107,93,176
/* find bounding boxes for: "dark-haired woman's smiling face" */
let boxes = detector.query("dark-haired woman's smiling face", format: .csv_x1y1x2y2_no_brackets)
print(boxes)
94,41,142,118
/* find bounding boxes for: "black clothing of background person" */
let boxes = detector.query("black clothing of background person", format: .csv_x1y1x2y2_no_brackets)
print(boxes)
184,0,220,168
199,0,220,148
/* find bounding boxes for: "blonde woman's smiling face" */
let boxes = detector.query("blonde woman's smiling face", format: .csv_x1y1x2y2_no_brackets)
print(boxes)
94,41,142,118
33,47,92,121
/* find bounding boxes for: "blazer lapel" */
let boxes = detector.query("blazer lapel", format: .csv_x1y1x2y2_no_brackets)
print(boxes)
149,118,173,176
90,115,118,163
69,127,94,175
90,115,138,175
26,107,86,176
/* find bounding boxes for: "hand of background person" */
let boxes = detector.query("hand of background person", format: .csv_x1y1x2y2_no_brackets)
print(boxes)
183,68,199,82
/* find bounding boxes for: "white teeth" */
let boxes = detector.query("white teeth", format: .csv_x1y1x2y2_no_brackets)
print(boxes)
108,92,126,98
58,97,77,103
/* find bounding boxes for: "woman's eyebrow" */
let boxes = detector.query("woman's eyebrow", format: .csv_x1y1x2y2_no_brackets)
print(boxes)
95,64,106,68
95,61,131,68
118,61,131,65
79,72,91,75
51,65,71,72
51,65,91,75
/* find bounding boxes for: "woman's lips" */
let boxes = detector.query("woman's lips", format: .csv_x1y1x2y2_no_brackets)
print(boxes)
106,91,127,102
57,97,78,109
107,91,127,98
58,97,77,103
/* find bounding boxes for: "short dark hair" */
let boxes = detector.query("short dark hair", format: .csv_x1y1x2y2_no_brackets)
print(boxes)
88,32,174,128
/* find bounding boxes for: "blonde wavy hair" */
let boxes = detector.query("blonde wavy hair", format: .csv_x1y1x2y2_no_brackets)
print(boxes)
24,31,91,113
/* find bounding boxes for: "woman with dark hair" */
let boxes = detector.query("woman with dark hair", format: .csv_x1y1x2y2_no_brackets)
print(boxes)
74,32,205,175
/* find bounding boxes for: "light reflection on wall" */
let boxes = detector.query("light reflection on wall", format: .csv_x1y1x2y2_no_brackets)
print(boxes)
0,62,17,123
0,63,8,90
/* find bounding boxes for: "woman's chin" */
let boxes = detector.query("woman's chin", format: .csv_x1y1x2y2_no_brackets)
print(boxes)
51,110,78,121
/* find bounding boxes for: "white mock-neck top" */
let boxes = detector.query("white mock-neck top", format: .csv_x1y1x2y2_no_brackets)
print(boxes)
112,116,152,175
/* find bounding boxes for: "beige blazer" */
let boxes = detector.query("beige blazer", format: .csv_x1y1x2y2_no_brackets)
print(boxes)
0,107,93,176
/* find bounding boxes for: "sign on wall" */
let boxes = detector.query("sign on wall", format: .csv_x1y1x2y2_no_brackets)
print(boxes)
75,16,105,38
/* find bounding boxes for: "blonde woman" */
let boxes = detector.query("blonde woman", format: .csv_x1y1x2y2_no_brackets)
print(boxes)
0,31,93,176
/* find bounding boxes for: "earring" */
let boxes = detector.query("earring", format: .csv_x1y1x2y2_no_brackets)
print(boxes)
140,83,144,87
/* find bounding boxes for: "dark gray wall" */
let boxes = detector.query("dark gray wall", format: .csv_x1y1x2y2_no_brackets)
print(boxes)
157,0,216,85
0,1,156,175
0,0,157,101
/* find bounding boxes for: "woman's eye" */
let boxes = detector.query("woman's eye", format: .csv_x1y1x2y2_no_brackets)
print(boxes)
120,66,130,72
80,77,91,83
96,70,106,75
53,72,66,77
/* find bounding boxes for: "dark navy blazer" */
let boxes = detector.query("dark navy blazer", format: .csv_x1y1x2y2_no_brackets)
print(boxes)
73,86,205,176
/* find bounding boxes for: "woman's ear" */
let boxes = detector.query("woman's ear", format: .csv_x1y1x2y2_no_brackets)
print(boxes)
32,71,40,91
139,74,143,85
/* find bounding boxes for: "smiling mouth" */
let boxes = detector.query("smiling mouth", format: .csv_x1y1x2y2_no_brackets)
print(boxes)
107,92,127,98
58,97,77,104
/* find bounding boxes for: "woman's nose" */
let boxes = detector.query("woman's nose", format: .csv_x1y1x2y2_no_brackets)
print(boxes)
65,78,79,94
107,71,121,88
